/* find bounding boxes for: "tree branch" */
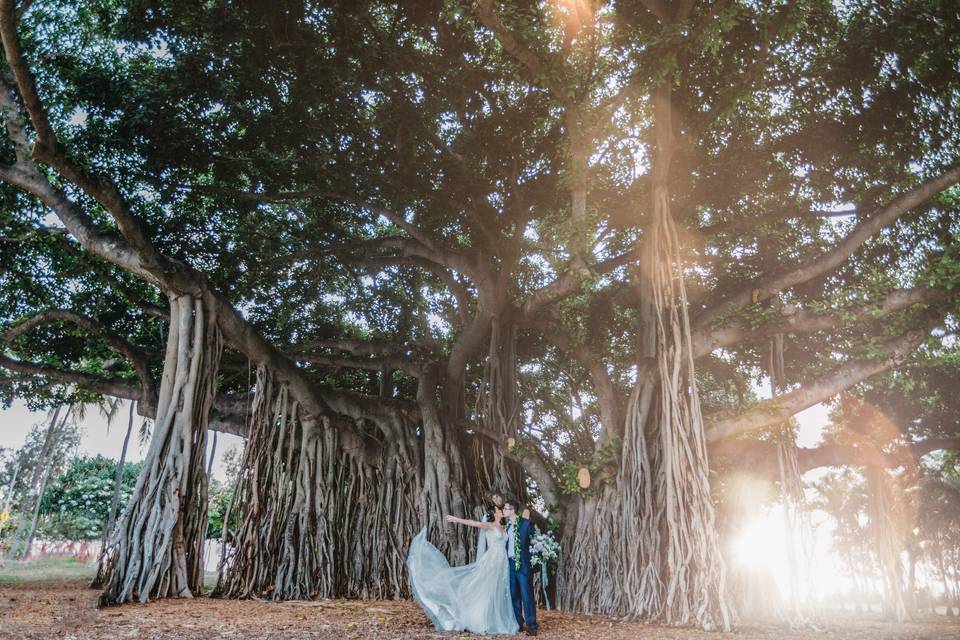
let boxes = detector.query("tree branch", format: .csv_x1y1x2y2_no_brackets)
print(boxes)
641,0,673,23
705,320,939,443
798,437,960,473
472,0,551,88
696,206,857,238
2,309,156,400
0,3,165,270
0,353,142,400
345,254,472,322
545,322,622,450
691,287,948,358
520,247,641,319
293,352,422,377
297,339,406,357
0,77,151,280
469,421,563,512
713,435,960,477
0,15,414,455
321,191,446,259
696,164,960,329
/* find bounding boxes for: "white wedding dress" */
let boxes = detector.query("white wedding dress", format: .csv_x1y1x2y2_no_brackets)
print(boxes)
407,526,519,634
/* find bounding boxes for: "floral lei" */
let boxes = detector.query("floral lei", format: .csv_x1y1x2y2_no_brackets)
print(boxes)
512,516,521,571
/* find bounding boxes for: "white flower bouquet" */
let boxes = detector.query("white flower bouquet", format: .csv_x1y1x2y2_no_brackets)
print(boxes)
529,529,560,568
529,527,560,609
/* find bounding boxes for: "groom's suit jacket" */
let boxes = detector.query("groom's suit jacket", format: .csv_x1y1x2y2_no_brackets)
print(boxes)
506,516,534,573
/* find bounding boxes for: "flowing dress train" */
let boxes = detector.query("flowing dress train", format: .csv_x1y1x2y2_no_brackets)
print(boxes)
407,527,519,634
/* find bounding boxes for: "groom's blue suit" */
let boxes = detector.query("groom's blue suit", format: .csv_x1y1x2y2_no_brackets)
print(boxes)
505,517,538,633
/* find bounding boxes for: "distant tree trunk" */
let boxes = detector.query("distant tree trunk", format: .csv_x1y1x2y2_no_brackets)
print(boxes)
906,546,918,615
92,400,136,588
206,431,218,477
0,456,22,515
21,445,61,558
96,293,221,605
9,405,68,559
867,465,909,621
936,543,956,616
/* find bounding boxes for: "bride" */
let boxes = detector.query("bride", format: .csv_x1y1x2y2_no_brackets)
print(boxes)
407,507,519,635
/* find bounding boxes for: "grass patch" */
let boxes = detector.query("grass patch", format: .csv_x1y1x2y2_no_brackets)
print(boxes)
0,556,96,584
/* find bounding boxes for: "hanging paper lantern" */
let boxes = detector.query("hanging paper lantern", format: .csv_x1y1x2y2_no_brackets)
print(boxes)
577,466,591,489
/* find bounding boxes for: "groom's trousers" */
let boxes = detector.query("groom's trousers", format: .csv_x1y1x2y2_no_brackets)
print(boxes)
508,562,538,632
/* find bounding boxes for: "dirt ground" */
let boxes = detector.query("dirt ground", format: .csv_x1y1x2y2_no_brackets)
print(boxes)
1,579,959,640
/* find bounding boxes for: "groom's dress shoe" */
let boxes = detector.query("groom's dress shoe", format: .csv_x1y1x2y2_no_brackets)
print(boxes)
525,629,538,636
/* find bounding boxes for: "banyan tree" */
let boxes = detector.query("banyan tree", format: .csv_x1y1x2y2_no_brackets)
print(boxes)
1,0,959,628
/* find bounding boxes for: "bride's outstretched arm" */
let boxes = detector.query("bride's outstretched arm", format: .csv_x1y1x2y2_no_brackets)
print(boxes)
445,514,493,530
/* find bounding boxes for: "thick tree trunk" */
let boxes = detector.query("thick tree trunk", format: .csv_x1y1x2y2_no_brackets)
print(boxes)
96,293,221,606
560,88,731,631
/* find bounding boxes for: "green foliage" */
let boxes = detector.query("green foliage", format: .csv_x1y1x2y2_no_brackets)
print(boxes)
206,478,238,540
37,455,141,541
558,439,618,497
34,454,240,541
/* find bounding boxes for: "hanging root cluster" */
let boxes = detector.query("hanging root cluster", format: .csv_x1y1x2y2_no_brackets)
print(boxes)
558,484,630,615
416,365,477,565
471,318,525,499
867,466,909,621
563,183,732,630
775,422,815,625
97,293,221,606
770,334,815,626
215,366,420,600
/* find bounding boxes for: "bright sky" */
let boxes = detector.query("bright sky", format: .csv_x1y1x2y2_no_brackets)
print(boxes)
0,399,242,483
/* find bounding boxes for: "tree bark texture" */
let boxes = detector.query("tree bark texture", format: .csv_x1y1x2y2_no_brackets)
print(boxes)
96,293,221,606
560,88,732,630
470,318,525,500
215,367,480,600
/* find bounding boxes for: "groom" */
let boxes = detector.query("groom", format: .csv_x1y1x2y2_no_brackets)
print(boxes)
503,499,538,636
